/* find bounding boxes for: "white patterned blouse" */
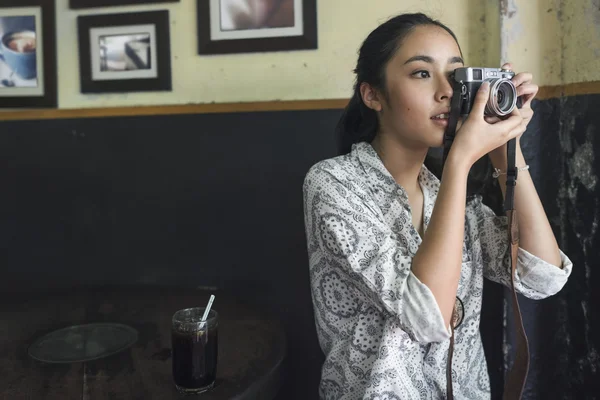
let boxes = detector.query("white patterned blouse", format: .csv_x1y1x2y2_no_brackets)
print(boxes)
302,142,573,399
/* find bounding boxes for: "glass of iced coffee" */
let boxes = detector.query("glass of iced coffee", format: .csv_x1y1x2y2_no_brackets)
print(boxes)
171,307,218,394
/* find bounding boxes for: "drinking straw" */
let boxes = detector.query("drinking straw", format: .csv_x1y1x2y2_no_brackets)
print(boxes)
200,295,215,328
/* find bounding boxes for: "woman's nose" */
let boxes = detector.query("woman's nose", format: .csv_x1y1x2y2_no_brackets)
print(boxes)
437,78,454,101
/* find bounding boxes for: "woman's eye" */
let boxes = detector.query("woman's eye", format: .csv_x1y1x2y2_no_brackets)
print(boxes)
413,70,430,78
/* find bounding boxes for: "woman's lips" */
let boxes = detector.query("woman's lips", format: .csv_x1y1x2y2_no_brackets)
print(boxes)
431,113,449,127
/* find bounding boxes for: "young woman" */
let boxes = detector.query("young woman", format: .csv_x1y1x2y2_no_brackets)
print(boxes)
303,13,573,399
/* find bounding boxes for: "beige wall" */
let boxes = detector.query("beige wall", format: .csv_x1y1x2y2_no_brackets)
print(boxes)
56,0,483,109
54,0,599,110
501,0,600,86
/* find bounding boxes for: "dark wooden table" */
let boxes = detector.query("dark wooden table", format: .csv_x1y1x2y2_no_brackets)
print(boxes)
0,286,286,399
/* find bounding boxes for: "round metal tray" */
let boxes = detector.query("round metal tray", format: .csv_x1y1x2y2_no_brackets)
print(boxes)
28,323,138,363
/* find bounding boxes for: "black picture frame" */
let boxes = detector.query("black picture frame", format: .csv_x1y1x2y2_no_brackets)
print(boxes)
70,0,180,9
198,0,317,55
77,10,172,94
0,0,57,108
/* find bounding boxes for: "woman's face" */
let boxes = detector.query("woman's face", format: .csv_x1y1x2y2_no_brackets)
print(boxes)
376,25,464,149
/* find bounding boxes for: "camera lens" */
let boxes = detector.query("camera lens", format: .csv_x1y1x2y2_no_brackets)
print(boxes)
485,78,517,117
497,90,504,104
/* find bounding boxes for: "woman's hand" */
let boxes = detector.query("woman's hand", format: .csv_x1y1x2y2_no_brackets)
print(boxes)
486,62,538,161
448,78,526,169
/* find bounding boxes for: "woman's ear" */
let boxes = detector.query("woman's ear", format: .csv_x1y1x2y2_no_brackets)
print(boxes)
359,82,383,112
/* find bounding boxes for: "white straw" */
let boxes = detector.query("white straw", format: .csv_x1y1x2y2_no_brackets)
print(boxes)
200,295,215,324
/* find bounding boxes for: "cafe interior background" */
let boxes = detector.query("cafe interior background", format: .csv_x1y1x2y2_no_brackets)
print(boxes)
0,0,598,398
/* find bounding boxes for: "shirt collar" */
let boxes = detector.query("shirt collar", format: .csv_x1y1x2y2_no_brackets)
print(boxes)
352,141,440,201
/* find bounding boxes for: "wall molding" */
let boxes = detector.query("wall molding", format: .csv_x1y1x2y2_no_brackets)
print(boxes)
0,81,598,122
537,81,600,101
0,99,349,121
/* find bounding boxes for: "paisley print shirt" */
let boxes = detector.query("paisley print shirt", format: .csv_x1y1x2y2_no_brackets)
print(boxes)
302,142,573,399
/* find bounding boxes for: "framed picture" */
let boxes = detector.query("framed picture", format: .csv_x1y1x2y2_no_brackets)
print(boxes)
197,0,317,55
77,10,172,94
0,0,56,108
70,0,179,9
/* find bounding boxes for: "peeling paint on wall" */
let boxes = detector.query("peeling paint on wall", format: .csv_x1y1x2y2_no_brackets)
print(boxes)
499,0,522,64
584,0,600,59
501,0,600,87
558,0,600,84
499,0,518,18
506,92,600,398
567,127,597,193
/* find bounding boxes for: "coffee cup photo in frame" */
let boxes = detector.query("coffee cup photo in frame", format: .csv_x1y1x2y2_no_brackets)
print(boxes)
0,14,38,88
0,0,57,109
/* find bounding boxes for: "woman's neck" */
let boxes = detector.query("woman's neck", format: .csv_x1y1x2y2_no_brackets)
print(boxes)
371,134,428,193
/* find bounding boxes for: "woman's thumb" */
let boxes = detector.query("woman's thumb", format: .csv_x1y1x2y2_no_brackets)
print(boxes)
471,81,490,116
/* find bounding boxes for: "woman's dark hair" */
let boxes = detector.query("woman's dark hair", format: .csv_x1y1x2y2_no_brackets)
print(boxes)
335,12,461,156
336,12,493,198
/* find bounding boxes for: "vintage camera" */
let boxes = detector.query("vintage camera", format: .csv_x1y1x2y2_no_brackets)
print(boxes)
451,67,518,117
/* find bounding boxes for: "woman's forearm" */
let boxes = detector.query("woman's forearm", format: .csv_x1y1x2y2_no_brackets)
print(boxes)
411,154,471,327
489,142,562,267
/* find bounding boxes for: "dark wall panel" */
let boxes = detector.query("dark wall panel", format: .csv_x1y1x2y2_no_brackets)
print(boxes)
0,94,598,399
0,108,340,399
514,94,600,399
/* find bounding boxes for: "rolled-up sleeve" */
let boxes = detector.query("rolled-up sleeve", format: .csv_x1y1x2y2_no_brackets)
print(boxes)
304,169,450,343
473,197,573,300
513,247,573,299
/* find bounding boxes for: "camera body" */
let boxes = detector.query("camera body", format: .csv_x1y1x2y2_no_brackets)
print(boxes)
451,67,518,117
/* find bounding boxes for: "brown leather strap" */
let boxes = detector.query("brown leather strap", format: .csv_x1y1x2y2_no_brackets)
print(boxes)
446,323,455,400
502,210,530,399
446,211,529,399
446,297,463,399
442,86,528,399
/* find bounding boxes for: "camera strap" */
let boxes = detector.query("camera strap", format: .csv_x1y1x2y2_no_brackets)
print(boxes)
442,81,464,166
442,82,529,400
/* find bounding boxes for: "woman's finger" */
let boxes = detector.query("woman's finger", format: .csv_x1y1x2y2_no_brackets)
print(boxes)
519,107,533,121
509,123,527,140
516,83,538,97
512,72,533,87
469,81,491,118
491,114,523,135
508,106,522,118
517,84,538,107
484,116,501,124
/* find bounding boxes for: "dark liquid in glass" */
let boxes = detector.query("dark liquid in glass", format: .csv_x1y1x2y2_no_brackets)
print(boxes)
172,327,218,390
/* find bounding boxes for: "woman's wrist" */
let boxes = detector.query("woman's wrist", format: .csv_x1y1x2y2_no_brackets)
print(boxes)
488,137,523,168
444,150,473,178
488,140,528,177
488,146,508,169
